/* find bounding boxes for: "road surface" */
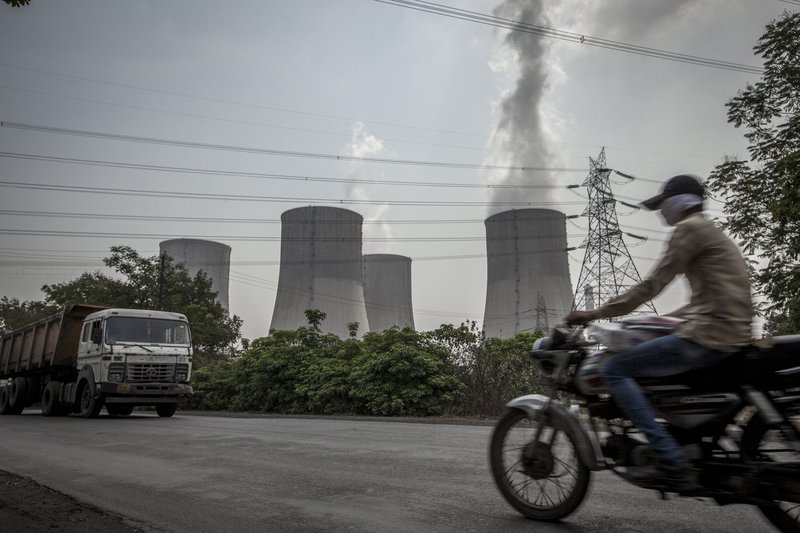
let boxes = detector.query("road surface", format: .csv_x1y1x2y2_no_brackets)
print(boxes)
0,412,778,532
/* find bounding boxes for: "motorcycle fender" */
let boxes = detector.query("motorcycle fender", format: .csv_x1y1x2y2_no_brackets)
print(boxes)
506,394,604,471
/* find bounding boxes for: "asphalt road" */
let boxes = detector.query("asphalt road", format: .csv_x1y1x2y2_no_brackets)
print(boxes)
0,412,779,532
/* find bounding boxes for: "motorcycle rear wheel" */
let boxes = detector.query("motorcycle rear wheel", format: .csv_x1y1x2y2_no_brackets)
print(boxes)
490,407,591,521
741,414,800,533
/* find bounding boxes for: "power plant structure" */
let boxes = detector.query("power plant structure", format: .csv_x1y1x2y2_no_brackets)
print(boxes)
270,206,370,338
159,238,232,311
482,209,573,338
362,254,415,332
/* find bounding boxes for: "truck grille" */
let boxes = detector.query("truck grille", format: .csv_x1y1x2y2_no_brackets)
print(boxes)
125,363,175,382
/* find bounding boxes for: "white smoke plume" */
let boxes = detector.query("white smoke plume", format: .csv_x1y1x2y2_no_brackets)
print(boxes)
484,0,704,215
484,0,560,215
344,122,394,253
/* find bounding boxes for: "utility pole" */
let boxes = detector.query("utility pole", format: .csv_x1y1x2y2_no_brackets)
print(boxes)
158,252,167,311
572,148,656,315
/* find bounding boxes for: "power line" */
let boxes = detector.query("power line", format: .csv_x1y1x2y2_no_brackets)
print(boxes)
0,62,490,139
0,83,500,155
0,228,588,242
1,121,561,171
0,208,673,240
0,83,729,164
0,151,584,187
373,0,763,74
0,180,588,207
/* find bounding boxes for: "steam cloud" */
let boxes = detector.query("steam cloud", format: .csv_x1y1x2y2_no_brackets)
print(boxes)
344,122,394,252
484,0,556,215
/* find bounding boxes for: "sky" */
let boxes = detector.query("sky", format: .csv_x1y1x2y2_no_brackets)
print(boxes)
0,0,791,341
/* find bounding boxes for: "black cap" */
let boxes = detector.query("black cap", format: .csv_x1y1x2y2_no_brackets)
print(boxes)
641,174,705,210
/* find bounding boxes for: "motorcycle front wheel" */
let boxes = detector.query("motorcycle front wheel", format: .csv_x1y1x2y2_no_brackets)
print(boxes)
489,407,591,521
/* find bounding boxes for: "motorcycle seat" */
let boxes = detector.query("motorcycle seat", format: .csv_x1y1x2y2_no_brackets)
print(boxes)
638,335,800,391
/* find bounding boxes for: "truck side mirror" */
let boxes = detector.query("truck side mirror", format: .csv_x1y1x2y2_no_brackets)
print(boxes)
91,327,103,345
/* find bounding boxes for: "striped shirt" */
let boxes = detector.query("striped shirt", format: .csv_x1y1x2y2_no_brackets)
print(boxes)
596,212,753,352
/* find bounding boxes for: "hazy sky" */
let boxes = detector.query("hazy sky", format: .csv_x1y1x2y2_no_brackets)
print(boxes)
0,0,789,340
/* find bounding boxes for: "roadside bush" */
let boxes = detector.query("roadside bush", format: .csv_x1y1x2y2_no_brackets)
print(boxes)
350,327,464,416
430,323,543,416
188,311,543,417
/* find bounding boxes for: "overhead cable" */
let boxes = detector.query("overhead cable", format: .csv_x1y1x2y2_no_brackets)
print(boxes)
373,0,763,74
0,180,587,207
0,151,584,187
0,121,572,171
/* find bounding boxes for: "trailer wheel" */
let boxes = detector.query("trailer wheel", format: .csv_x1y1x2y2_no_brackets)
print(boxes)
156,403,178,418
41,382,63,417
8,377,28,414
0,386,12,415
78,382,102,418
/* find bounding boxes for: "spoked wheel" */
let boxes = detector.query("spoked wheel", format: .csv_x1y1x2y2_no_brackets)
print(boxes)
741,412,800,533
490,407,591,521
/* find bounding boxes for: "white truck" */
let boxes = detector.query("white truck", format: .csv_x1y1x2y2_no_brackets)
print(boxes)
0,304,193,418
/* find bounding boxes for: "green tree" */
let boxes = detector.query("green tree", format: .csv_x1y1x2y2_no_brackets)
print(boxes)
0,297,57,335
0,246,242,365
708,11,800,335
42,272,129,309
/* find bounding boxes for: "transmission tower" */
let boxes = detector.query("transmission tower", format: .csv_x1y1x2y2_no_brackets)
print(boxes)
572,148,656,315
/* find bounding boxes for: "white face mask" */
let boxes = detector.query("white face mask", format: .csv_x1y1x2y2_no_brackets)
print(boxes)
659,194,703,226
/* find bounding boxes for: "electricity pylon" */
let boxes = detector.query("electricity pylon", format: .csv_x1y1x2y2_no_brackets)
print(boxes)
572,148,656,315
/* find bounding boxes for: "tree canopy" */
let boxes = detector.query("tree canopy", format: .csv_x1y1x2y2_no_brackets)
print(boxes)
708,11,800,335
0,246,242,365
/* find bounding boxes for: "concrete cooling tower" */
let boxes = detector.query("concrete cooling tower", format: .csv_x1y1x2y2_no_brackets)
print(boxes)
159,239,231,310
483,209,573,338
270,206,369,338
363,254,415,332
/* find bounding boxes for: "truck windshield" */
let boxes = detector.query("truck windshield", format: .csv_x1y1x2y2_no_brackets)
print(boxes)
105,317,191,346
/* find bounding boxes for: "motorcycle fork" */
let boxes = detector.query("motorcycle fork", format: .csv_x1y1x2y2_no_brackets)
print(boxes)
528,396,552,445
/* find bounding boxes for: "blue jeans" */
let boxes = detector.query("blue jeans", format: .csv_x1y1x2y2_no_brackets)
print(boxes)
602,335,731,463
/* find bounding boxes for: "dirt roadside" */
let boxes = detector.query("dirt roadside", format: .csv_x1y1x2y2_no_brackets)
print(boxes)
0,469,154,533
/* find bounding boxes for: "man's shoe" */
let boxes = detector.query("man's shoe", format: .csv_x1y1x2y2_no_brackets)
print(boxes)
626,460,698,492
657,460,698,492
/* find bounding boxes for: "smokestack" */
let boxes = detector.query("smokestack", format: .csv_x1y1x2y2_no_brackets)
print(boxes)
483,209,573,338
159,239,231,310
362,254,415,332
270,206,369,338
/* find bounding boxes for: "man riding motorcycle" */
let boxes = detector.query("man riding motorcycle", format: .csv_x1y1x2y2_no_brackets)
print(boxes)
565,174,754,490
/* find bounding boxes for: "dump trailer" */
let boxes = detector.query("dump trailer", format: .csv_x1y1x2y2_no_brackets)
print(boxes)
0,304,193,418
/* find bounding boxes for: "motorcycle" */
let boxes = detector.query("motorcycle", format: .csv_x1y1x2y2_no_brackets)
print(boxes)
489,316,800,532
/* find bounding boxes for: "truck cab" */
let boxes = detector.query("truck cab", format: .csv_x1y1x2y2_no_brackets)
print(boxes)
71,308,194,417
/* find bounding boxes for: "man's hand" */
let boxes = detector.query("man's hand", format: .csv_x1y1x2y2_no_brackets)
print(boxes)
565,310,596,326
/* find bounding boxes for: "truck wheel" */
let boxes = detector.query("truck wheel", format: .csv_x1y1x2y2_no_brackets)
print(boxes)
106,404,134,417
41,382,63,417
8,377,28,414
79,383,102,418
0,386,12,415
156,404,178,418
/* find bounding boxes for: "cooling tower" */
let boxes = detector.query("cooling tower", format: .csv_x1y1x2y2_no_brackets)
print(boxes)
270,206,369,338
363,254,415,332
159,239,231,310
483,209,573,338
